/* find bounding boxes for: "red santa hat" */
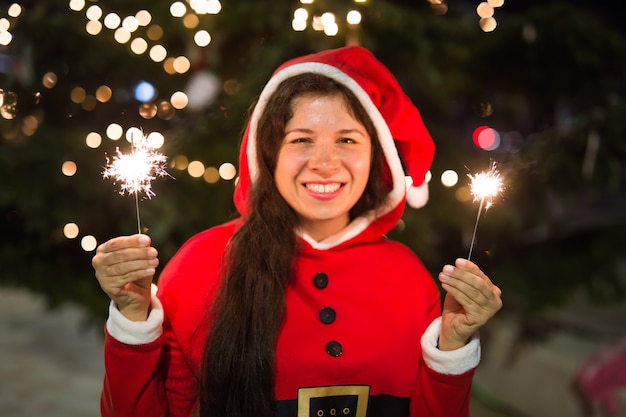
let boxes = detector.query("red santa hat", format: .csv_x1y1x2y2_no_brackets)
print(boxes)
236,46,435,215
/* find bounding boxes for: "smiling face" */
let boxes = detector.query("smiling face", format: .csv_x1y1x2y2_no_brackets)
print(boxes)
274,93,372,241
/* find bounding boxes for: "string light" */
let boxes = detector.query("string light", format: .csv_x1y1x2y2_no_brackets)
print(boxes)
291,0,367,37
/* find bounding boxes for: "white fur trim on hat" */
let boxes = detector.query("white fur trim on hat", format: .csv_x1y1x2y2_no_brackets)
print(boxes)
405,176,429,209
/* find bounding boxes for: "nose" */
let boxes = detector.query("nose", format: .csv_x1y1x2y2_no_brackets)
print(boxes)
308,141,340,172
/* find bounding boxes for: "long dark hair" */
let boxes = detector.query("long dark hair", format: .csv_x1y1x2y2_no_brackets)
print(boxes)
198,73,391,417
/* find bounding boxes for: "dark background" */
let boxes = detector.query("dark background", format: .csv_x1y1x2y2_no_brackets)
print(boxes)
1,1,625,414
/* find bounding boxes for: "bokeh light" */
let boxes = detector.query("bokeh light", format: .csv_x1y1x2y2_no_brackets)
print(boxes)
81,95,97,111
122,16,139,32
22,115,39,136
106,123,123,140
203,166,220,183
441,169,459,187
347,10,362,25
70,87,87,104
219,162,237,180
173,56,191,73
147,131,165,149
104,13,121,29
86,132,102,148
480,17,497,32
86,20,103,35
134,80,156,102
472,126,501,151
188,160,205,178
8,4,22,17
69,0,85,12
135,10,152,26
157,100,175,119
0,29,12,46
95,85,112,102
455,186,472,203
139,102,158,119
0,89,17,119
477,2,494,18
81,235,98,252
85,5,102,21
130,37,148,54
42,72,57,88
62,160,78,176
194,30,211,47
172,155,189,170
170,2,187,18
114,27,131,43
146,25,163,40
126,127,143,142
181,13,198,28
0,18,10,33
170,91,189,109
63,223,80,239
149,44,167,62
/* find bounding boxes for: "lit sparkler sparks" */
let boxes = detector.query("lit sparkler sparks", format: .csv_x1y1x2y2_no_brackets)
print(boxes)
467,162,504,261
103,134,169,234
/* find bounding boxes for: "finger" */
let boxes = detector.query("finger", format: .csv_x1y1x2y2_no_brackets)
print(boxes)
95,245,158,271
98,264,156,296
439,268,501,309
441,283,502,330
111,271,155,293
454,258,489,280
97,234,151,254
100,257,159,279
444,260,500,295
92,234,153,271
439,275,483,308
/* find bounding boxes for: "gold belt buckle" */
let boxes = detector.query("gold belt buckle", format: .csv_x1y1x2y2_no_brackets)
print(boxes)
297,385,370,417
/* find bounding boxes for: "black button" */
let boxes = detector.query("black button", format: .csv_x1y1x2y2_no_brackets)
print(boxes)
326,341,343,357
319,307,336,324
313,272,328,289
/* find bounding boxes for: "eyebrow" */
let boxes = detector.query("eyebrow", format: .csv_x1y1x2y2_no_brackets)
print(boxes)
284,128,366,136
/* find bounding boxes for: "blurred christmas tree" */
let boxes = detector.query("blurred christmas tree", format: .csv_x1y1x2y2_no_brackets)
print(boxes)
0,0,624,329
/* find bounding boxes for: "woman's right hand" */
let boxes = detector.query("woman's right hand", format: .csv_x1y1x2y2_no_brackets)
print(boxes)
92,234,159,321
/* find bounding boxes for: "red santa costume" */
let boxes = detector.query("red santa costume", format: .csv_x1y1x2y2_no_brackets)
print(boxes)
101,46,481,417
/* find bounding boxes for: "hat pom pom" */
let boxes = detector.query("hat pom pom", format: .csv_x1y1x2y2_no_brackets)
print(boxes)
405,176,429,209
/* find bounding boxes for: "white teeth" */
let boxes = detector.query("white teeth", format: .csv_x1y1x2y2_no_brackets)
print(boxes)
306,183,340,193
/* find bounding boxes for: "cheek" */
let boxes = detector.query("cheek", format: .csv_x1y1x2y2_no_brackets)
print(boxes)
274,150,299,196
351,152,372,178
276,148,307,177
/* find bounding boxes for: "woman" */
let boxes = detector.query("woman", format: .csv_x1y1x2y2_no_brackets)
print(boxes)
93,46,502,417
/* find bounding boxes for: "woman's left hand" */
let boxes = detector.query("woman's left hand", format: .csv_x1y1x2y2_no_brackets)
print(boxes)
437,258,502,351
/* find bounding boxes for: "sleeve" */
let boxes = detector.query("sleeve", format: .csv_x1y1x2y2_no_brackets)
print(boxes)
409,272,480,417
100,290,168,417
99,224,235,417
101,292,198,417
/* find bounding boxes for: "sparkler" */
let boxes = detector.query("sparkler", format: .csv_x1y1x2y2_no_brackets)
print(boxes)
467,162,504,261
103,134,169,234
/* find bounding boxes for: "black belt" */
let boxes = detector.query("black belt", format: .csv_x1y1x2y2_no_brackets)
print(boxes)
276,391,410,417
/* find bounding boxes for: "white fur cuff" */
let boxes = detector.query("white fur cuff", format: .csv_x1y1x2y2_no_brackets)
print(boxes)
106,285,164,345
421,317,481,375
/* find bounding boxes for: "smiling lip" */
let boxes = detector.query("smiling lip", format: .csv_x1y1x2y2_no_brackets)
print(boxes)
304,182,344,200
